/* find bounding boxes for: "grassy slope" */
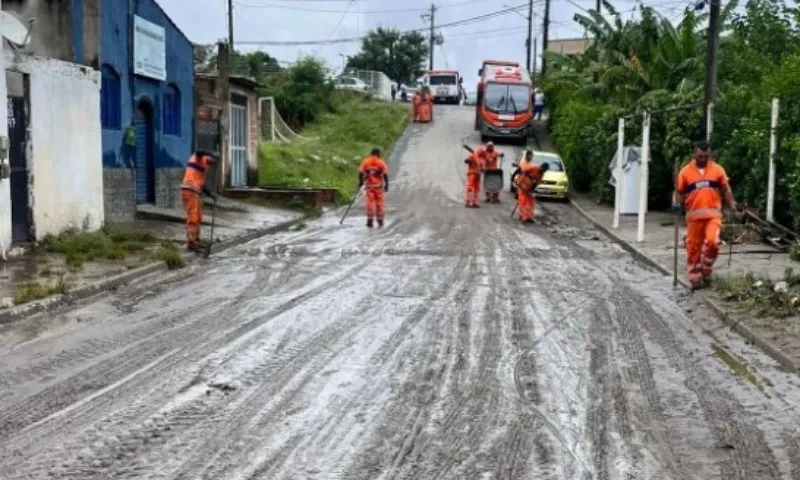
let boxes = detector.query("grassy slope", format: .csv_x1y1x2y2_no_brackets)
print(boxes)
258,91,409,201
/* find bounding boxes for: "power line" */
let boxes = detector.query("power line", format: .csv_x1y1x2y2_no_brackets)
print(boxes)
236,3,531,46
235,0,493,14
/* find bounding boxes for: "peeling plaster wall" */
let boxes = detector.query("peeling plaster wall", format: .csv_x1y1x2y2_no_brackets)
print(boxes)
6,52,103,239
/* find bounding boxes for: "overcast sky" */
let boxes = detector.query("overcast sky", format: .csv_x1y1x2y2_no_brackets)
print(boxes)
157,0,700,85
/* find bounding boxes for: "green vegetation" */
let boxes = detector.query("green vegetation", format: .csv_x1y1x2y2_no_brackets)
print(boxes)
346,27,429,85
258,90,408,200
13,276,70,305
543,0,800,229
790,243,800,262
713,268,800,317
40,226,157,268
152,242,186,270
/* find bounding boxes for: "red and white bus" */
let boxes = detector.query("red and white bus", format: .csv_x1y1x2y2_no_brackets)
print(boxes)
475,60,533,144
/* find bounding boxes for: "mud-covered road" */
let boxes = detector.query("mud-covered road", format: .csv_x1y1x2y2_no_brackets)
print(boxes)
3,107,800,479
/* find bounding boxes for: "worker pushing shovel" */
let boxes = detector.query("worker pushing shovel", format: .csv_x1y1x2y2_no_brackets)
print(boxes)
180,150,219,253
512,159,548,224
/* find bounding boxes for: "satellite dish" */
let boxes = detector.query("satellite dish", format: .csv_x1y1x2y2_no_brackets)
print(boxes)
0,11,31,47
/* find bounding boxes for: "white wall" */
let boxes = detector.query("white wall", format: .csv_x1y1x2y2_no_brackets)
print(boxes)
0,0,12,254
3,52,103,240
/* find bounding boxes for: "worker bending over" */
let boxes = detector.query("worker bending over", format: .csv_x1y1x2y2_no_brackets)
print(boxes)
359,147,390,228
180,151,218,251
514,160,548,223
464,150,483,208
477,142,502,203
673,141,739,289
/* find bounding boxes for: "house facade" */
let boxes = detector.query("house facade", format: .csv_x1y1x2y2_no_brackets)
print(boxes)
100,0,194,221
2,0,104,247
195,73,261,189
3,0,194,228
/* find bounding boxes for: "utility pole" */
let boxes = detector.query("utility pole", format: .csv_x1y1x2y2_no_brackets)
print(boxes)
703,0,720,138
526,0,533,74
228,0,234,49
596,0,601,12
541,0,551,77
428,4,436,70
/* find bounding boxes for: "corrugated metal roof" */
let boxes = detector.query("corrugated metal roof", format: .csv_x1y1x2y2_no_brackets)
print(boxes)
547,38,593,56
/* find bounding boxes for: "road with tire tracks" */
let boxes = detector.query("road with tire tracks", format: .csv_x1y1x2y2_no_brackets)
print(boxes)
2,106,800,479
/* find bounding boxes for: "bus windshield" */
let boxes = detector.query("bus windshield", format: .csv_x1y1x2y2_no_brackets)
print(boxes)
429,75,457,86
483,83,531,114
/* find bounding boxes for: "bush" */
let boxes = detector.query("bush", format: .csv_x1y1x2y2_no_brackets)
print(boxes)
543,0,800,223
262,57,335,129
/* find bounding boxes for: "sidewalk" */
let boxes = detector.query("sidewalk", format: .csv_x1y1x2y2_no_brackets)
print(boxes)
571,193,800,371
0,197,302,318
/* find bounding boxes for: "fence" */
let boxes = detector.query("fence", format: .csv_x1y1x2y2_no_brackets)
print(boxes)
610,99,782,243
342,69,393,102
258,96,311,144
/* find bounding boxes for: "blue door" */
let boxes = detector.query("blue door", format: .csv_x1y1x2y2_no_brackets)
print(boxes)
134,102,155,204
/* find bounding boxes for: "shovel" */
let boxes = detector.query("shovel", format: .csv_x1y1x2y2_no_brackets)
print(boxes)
203,195,218,259
340,185,364,225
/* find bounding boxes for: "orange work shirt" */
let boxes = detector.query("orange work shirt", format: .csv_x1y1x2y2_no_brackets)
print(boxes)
359,155,388,189
676,159,728,220
464,154,483,176
181,154,212,193
516,163,542,192
481,150,500,169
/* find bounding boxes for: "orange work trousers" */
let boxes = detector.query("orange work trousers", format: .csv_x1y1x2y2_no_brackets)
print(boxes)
685,216,722,285
364,187,385,222
465,174,481,207
517,190,535,222
181,189,202,247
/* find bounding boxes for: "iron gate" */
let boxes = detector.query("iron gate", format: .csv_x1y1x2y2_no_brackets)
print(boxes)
230,95,248,187
7,95,30,243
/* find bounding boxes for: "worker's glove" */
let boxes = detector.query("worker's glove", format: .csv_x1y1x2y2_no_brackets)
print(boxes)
384,184,389,192
500,153,505,158
670,203,682,214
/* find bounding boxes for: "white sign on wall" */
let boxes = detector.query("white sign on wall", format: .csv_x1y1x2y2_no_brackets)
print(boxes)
134,16,166,81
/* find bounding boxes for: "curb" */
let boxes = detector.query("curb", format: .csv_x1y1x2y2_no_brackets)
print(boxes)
570,199,799,373
0,216,306,326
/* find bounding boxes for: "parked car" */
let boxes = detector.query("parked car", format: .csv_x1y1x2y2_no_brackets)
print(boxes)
510,151,570,200
334,76,369,92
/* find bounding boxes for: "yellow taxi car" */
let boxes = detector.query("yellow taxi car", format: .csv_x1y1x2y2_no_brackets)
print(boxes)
531,152,569,200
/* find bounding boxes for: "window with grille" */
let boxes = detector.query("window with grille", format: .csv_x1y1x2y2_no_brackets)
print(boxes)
163,84,181,136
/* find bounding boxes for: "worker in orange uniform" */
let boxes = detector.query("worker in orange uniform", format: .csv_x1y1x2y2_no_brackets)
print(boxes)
411,91,421,122
514,161,549,223
673,140,739,289
180,151,218,251
478,142,503,203
423,88,434,122
464,150,483,208
359,147,390,228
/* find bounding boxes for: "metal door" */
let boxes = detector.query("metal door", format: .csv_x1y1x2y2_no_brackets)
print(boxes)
229,97,248,187
7,95,31,243
134,103,155,204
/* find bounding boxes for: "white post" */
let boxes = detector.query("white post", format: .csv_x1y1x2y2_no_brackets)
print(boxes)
706,102,714,141
613,117,625,229
767,98,779,222
270,99,276,143
637,111,650,243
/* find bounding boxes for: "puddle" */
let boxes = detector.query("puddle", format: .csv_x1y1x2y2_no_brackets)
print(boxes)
711,343,774,397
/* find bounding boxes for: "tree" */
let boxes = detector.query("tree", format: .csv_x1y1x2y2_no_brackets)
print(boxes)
345,27,428,85
201,48,282,81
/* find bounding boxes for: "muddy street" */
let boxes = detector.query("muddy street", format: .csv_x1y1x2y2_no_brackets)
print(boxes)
2,106,800,479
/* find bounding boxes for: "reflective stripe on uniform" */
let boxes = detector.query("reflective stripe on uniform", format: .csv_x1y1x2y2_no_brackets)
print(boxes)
685,207,722,220
187,162,206,173
682,179,721,194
